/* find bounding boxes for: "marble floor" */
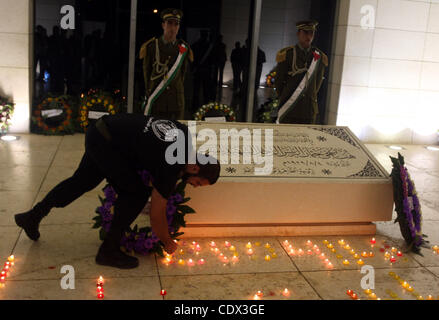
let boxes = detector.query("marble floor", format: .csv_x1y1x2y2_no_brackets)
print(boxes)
0,134,439,300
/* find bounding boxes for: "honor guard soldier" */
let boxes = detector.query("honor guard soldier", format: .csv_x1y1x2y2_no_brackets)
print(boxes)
274,20,328,124
139,8,193,120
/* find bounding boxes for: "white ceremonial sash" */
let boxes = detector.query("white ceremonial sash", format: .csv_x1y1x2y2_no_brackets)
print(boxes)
144,43,188,115
276,50,321,124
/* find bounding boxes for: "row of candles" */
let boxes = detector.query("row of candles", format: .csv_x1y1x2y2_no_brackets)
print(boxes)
253,288,291,300
163,240,282,267
96,276,104,299
0,255,15,288
388,272,437,300
346,289,381,300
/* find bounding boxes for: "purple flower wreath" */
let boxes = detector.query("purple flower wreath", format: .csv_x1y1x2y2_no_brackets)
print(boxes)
390,153,428,255
92,170,195,256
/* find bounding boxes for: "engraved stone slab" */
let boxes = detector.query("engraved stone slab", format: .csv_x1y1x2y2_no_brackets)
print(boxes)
182,122,393,236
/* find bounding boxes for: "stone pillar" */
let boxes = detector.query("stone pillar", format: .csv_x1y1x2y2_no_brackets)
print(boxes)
0,0,33,133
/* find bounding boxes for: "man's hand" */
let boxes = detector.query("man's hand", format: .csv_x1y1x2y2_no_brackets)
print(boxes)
164,239,178,254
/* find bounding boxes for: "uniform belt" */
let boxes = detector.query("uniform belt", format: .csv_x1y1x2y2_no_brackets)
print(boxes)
95,118,112,142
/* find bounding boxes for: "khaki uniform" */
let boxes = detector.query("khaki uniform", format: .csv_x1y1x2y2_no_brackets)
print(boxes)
274,44,328,124
139,36,193,120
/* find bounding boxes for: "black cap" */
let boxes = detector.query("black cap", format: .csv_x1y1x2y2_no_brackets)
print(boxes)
296,20,318,31
161,8,183,22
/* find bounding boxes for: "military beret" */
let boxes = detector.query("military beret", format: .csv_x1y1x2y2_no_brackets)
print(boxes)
161,8,183,22
296,20,318,31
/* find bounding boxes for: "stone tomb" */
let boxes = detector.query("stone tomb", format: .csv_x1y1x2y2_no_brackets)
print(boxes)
181,122,393,237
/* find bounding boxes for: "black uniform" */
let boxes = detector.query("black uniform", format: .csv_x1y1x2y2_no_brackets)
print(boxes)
36,114,190,246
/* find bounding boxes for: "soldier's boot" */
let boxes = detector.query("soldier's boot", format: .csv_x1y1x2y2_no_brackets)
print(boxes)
14,202,51,241
95,230,139,269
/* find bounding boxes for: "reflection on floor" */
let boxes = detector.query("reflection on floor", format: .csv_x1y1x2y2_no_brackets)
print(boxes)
0,134,438,300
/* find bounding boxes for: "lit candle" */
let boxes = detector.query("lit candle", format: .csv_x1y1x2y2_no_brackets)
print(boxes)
7,255,14,262
346,289,353,296
179,249,185,255
233,252,239,257
256,290,263,297
397,251,402,257
331,248,336,253
3,265,9,272
384,252,391,258
282,288,290,297
323,240,329,245
342,259,350,265
306,240,312,246
219,253,224,258
222,256,229,263
224,241,231,247
344,245,351,250
313,244,319,250
247,248,254,256
232,256,239,263
283,240,289,246
351,293,358,300
297,249,304,255
370,238,376,244
327,262,333,268
264,243,270,249
364,289,372,294
272,253,277,258
178,259,185,265
198,259,205,265
289,249,296,256
210,241,216,248
195,245,201,252
160,289,167,296
353,254,360,259
0,276,5,283
327,244,334,249
246,242,252,249
433,245,438,251
97,276,104,286
0,271,6,278
229,245,236,251
264,255,271,261
402,281,409,288
315,249,321,255
96,285,103,293
361,251,368,258
319,253,326,259
253,294,261,300
187,259,195,267
391,247,397,253
214,248,220,254
390,256,396,263
357,259,364,265
427,295,434,300
407,286,414,292
369,251,374,257
97,293,104,299
338,239,346,245
307,250,313,255
369,293,377,300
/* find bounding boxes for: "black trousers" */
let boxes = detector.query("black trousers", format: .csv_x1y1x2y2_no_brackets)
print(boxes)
40,123,151,244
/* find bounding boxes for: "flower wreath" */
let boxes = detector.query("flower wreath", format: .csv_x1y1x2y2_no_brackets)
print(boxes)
265,70,276,88
78,89,118,131
32,96,75,135
390,153,429,254
0,96,14,134
258,98,279,123
194,102,236,122
92,170,195,256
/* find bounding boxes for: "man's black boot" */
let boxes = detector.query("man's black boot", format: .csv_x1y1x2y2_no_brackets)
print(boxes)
14,202,51,241
95,237,139,269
